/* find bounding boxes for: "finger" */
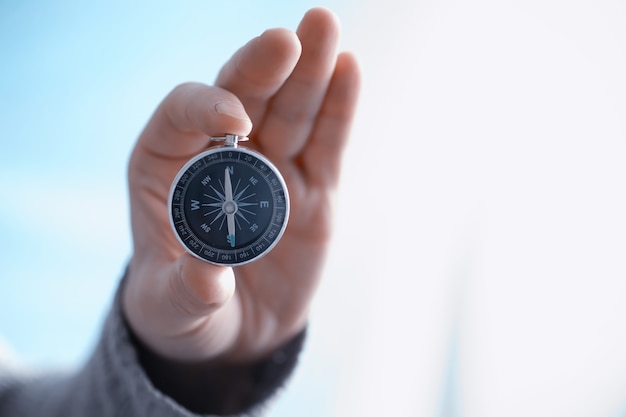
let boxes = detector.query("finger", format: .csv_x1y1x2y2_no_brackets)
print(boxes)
135,82,253,160
215,28,302,127
124,254,240,360
302,52,362,187
255,7,341,160
175,254,235,311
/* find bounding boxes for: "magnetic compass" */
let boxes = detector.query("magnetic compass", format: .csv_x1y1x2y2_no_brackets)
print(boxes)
168,134,290,266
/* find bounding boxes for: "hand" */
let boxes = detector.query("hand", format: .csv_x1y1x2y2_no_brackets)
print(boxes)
123,7,360,363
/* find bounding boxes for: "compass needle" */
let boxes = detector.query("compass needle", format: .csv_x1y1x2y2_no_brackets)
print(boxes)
224,167,237,247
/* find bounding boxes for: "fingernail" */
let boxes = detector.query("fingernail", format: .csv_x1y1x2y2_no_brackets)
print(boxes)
215,101,250,122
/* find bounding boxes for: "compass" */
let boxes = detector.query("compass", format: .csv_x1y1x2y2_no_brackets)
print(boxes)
168,134,290,266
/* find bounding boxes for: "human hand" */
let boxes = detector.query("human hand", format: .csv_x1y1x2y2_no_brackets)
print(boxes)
123,7,360,364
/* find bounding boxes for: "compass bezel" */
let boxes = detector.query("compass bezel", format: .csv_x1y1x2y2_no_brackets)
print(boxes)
168,145,290,266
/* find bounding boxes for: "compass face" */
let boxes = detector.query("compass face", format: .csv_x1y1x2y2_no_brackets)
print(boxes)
169,146,289,266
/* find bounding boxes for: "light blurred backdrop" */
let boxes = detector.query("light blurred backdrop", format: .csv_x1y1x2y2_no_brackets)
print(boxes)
3,1,626,416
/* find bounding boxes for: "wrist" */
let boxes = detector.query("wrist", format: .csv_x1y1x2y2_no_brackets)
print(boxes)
127,319,307,415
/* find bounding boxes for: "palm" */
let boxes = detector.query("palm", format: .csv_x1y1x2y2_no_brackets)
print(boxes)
232,160,334,354
123,8,360,363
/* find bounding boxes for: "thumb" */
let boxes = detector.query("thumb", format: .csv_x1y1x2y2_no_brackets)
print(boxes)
169,254,236,318
123,254,241,361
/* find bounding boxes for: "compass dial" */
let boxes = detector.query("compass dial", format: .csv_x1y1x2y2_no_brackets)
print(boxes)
169,145,289,266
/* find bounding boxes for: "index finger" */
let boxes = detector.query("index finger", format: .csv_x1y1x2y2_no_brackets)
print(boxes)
135,82,253,160
215,28,302,128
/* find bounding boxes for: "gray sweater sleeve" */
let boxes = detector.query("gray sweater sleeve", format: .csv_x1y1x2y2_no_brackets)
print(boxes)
0,279,305,417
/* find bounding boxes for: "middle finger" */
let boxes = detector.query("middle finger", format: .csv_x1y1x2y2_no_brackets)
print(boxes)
256,7,341,161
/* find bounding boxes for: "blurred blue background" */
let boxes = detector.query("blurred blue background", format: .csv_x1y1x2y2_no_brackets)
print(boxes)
0,1,357,415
